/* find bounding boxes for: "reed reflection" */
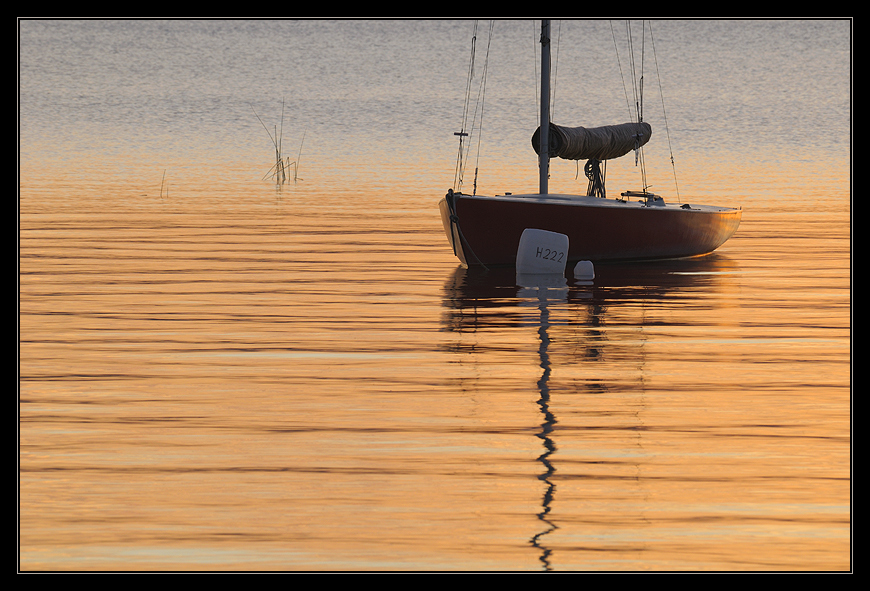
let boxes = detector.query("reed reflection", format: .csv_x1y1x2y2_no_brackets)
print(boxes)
441,254,738,570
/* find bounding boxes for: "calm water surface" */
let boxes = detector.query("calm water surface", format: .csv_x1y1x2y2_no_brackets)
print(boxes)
19,19,851,571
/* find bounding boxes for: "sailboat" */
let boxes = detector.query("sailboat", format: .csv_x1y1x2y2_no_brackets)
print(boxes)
439,20,741,268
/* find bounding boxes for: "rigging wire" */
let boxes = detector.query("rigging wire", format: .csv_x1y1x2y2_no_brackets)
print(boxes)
610,21,634,122
625,20,642,124
471,21,495,196
648,21,681,202
638,21,650,192
611,20,681,201
630,21,649,191
613,20,651,193
453,20,494,195
453,21,479,191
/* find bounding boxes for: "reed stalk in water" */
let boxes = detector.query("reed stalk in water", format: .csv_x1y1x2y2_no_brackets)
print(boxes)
251,98,303,185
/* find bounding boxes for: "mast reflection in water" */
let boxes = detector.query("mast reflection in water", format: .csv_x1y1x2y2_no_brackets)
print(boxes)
441,255,744,570
526,282,563,571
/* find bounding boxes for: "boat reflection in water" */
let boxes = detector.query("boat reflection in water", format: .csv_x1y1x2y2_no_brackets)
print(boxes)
441,254,739,570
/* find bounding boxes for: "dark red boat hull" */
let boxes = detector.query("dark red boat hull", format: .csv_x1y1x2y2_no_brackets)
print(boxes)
439,192,742,267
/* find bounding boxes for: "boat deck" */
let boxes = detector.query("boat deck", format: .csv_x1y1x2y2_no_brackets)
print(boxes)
467,192,740,214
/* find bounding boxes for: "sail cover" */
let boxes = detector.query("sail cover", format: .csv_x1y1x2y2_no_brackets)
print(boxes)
532,121,652,161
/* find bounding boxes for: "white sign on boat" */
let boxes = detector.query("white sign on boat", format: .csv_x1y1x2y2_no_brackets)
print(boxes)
516,228,569,275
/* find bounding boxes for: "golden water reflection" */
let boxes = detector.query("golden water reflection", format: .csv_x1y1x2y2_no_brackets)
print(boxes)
19,175,850,570
441,248,849,570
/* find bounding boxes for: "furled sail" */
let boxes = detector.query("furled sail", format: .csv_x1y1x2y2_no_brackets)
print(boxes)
532,121,652,161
